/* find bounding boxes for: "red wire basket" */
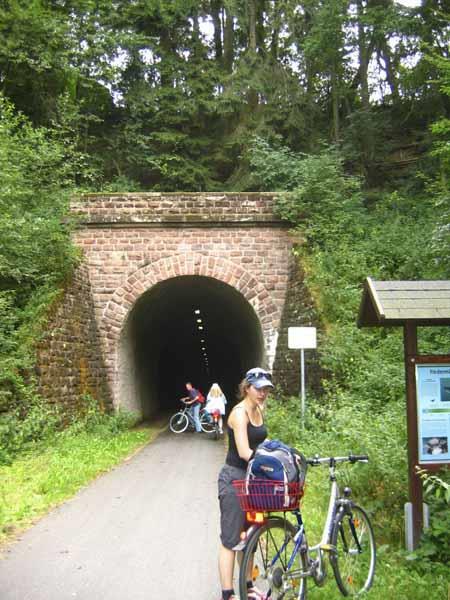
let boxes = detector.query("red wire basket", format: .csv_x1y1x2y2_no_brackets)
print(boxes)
232,479,304,512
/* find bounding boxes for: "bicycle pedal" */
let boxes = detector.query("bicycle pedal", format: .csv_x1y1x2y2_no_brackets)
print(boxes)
232,540,246,552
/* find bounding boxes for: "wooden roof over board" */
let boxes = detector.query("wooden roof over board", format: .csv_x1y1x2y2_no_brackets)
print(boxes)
358,278,450,327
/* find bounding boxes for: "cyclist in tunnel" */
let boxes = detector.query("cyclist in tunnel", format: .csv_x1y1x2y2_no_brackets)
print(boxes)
217,367,273,600
206,382,227,435
181,381,203,433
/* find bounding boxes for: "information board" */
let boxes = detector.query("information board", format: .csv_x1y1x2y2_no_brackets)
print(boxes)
416,363,450,464
288,327,317,349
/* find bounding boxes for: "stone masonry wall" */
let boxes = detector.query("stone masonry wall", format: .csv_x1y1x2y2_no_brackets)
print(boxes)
70,193,294,406
35,192,322,411
35,263,112,413
273,257,324,396
70,192,280,226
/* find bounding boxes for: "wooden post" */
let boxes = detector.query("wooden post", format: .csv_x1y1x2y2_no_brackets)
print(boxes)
403,322,423,549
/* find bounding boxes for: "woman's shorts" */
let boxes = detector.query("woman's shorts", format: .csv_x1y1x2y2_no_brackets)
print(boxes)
218,464,246,550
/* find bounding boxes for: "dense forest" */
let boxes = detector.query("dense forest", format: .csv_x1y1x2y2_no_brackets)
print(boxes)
0,0,449,190
0,0,449,593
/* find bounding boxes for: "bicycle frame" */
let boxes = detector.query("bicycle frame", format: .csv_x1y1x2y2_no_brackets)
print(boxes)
242,454,369,590
185,408,196,428
187,405,207,428
305,463,341,585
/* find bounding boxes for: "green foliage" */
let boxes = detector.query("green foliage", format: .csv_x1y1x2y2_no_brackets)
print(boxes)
0,398,62,465
66,394,140,436
0,95,83,440
0,393,139,466
0,414,158,544
408,468,450,573
416,468,450,504
249,137,449,573
0,0,447,190
267,394,408,542
0,94,79,287
266,395,449,597
252,140,363,246
427,52,450,272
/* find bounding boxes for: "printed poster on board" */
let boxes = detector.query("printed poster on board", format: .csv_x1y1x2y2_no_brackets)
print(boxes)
416,363,450,464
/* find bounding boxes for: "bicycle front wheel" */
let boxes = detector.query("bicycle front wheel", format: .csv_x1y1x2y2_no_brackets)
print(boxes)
331,504,376,596
239,517,307,600
169,412,189,433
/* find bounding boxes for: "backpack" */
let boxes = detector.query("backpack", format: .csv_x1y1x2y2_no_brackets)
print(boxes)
245,439,307,511
197,391,205,404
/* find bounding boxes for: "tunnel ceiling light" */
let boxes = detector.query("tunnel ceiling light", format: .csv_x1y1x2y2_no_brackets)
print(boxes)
200,339,205,343
198,326,203,330
196,318,202,323
194,309,201,314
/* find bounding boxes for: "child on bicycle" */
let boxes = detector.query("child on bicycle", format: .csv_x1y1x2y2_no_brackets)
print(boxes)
217,367,273,600
206,383,227,434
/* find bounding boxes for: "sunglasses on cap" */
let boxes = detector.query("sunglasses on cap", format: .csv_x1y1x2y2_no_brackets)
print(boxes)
245,370,272,381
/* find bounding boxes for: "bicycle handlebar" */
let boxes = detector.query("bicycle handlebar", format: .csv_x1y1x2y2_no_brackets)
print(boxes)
306,453,369,467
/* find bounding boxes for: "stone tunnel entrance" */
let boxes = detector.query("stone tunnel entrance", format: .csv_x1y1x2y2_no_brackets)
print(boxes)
34,193,295,415
118,275,265,418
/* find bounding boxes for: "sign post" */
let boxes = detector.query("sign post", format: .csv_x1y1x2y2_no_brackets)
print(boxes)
357,277,450,550
288,327,317,423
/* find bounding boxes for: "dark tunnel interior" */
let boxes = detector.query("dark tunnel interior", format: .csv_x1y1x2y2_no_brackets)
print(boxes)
118,276,265,418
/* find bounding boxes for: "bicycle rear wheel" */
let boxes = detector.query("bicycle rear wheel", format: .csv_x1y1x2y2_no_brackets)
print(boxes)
239,517,307,600
169,412,189,433
200,410,215,433
331,504,376,596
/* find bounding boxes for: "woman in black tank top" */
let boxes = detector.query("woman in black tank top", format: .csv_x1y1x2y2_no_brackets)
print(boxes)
218,368,274,600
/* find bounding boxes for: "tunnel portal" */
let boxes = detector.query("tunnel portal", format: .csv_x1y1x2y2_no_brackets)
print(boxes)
119,275,264,417
34,193,297,416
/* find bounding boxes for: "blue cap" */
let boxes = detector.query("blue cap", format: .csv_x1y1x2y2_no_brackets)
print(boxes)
245,368,274,389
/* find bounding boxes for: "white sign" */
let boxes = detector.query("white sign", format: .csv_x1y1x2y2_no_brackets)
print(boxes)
288,327,317,349
416,363,450,464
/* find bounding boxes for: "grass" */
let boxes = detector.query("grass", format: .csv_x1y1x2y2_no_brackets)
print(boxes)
0,417,166,546
292,468,449,599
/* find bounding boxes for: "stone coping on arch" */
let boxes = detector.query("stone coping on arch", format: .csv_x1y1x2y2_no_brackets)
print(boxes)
70,191,288,227
101,253,280,345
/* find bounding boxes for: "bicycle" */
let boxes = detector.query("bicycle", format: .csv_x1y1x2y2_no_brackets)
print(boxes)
168,400,214,434
208,408,222,440
233,453,376,599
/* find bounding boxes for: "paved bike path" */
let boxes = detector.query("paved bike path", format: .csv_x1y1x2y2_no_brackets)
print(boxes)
0,430,226,600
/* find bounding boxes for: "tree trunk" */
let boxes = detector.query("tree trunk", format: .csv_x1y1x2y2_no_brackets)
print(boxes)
223,6,234,73
211,0,223,61
249,0,257,52
256,0,266,57
356,0,370,111
331,69,340,142
270,24,279,61
381,43,399,101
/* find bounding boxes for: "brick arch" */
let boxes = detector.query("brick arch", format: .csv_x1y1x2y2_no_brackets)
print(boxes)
35,193,298,414
102,253,278,347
